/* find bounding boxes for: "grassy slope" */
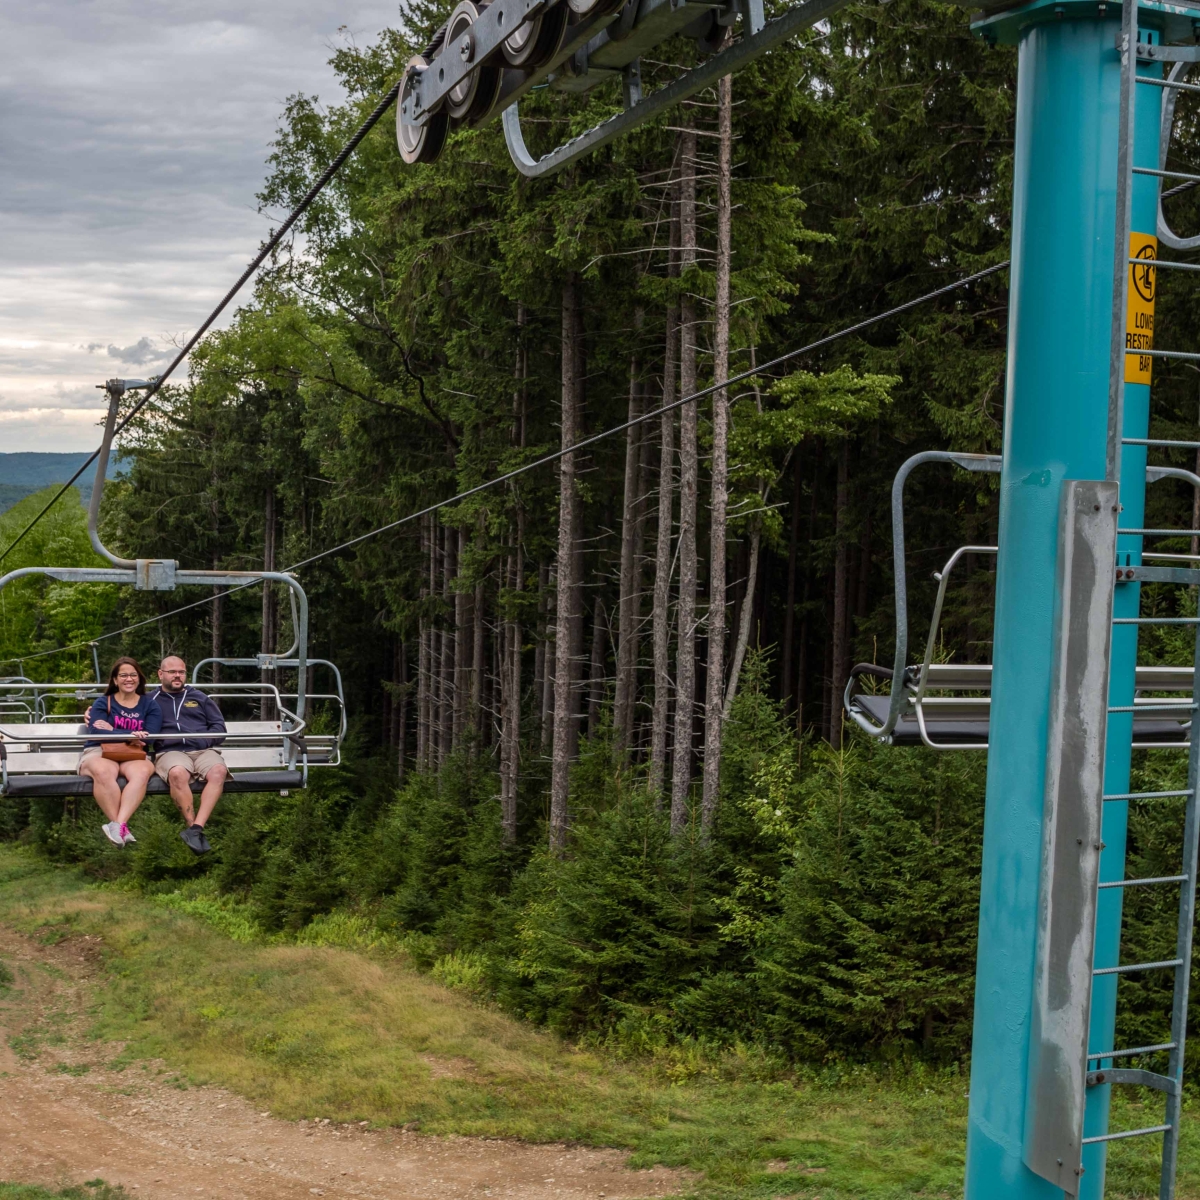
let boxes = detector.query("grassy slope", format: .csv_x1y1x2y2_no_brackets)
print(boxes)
0,846,1194,1200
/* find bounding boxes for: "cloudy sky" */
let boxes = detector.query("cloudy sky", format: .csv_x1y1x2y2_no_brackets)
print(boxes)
0,0,399,452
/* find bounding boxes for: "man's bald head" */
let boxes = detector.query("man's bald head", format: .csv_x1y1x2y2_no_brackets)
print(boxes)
158,655,188,693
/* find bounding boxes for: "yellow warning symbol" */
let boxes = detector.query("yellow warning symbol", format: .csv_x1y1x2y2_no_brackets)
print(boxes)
1125,232,1157,385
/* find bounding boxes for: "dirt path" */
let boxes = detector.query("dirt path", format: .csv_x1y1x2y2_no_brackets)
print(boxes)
0,925,688,1200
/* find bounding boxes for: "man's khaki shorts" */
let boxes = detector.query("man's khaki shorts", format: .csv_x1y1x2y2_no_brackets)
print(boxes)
155,749,226,782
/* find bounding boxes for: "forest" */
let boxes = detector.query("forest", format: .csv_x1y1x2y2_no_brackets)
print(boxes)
4,0,1200,1068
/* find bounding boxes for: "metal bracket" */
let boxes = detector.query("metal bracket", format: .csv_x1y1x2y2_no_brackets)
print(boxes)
1121,564,1200,586
1087,1067,1179,1094
622,58,643,106
737,0,764,32
1135,41,1200,61
135,560,177,591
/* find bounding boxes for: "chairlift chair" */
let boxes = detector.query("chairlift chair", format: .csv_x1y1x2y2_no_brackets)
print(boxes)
843,450,1200,751
0,378,347,801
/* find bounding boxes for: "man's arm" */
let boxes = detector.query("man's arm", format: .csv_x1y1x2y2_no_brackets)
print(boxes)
202,694,227,741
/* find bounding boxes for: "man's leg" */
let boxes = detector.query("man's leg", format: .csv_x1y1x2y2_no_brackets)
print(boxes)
194,764,227,828
167,766,196,825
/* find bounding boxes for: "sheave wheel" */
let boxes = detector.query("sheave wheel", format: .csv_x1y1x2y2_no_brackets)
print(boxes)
567,0,624,18
397,55,449,165
502,0,568,68
445,0,503,124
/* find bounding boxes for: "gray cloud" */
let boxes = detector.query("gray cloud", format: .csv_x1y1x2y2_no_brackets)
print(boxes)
0,0,402,452
89,338,171,366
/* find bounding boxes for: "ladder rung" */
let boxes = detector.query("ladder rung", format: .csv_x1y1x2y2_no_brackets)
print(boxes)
1139,73,1200,93
1124,438,1200,449
1127,256,1200,273
1098,874,1187,889
1118,528,1200,537
1107,703,1197,713
1082,1123,1172,1145
1114,620,1200,628
1134,166,1200,184
1103,789,1193,801
1094,958,1184,976
1088,1042,1175,1061
1124,348,1200,362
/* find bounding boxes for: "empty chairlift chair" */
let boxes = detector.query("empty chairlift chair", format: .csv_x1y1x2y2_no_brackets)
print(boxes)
843,450,1197,750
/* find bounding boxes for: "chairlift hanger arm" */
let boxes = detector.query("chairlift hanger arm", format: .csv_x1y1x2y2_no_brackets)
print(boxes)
502,0,845,177
862,450,1000,740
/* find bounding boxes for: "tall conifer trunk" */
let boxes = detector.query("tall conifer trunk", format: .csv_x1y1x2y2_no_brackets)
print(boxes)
439,523,456,765
587,599,607,739
500,521,522,841
671,123,699,835
614,356,643,755
542,564,556,752
454,527,469,749
550,275,583,851
397,640,409,782
830,441,850,748
781,461,802,707
649,178,681,801
701,73,733,829
795,448,820,736
417,517,431,771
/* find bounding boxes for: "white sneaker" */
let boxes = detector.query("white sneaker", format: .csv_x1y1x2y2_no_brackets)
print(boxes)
102,822,124,846
120,823,136,845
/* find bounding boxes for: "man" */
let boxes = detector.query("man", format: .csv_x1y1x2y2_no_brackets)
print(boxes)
153,655,229,854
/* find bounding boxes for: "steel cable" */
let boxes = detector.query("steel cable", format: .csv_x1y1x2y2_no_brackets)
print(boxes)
0,259,1009,668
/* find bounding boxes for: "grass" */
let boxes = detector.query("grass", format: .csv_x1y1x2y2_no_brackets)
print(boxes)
0,845,1196,1199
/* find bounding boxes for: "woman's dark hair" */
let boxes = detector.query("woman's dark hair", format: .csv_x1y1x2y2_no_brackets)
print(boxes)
106,657,146,697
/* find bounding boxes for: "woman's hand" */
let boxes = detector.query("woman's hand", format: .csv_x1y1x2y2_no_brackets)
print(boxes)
92,720,114,731
130,738,145,749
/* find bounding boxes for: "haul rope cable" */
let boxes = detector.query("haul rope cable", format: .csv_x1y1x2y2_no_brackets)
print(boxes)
0,258,1008,668
0,80,404,571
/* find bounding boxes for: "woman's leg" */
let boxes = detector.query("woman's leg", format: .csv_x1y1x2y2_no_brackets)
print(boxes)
115,760,155,824
81,757,121,822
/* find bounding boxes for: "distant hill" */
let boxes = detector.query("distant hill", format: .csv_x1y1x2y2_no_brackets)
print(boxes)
0,453,123,515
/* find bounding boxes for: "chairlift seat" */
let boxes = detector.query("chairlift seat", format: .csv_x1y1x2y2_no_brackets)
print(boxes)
2,771,305,798
848,662,1194,748
0,719,335,798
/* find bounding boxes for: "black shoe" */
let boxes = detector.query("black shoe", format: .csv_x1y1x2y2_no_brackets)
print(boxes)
180,824,211,855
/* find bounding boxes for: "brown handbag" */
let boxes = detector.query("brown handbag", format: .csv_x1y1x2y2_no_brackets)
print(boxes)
99,696,147,763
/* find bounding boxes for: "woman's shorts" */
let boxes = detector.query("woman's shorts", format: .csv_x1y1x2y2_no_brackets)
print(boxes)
78,746,151,770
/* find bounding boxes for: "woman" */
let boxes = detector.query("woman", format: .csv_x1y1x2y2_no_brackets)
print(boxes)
80,657,162,846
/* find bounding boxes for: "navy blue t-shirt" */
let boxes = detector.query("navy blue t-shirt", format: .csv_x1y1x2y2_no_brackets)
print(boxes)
84,693,163,749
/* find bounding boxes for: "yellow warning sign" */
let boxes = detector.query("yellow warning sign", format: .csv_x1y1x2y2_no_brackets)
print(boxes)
1125,232,1157,385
